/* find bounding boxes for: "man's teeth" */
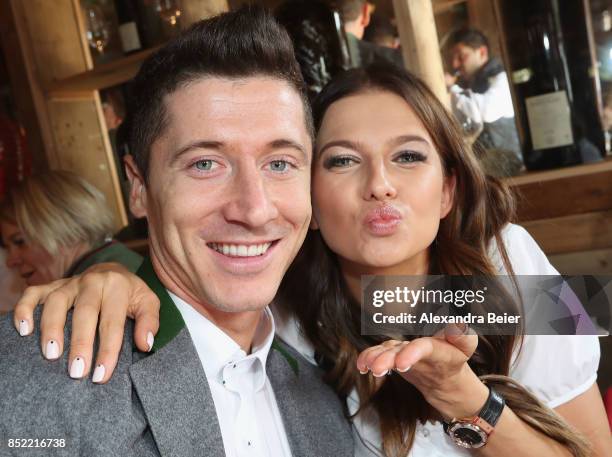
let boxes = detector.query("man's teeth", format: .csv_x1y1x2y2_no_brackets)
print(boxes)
209,242,272,257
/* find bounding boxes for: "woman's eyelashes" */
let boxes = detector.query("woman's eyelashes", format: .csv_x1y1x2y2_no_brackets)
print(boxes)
322,150,426,170
393,150,427,164
323,155,360,169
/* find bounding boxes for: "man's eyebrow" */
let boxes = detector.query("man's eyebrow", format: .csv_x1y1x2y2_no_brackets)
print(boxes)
170,140,224,163
268,138,309,162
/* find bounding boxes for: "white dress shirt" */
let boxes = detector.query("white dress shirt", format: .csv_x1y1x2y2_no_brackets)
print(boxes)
171,292,293,457
273,223,600,457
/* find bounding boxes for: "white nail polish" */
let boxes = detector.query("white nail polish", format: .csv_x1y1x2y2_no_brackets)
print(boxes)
396,365,411,373
359,369,369,375
372,370,389,378
45,340,60,360
92,364,105,383
19,320,29,336
146,332,154,352
70,357,85,379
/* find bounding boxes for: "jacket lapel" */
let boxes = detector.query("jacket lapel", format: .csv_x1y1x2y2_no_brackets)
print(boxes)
129,259,225,457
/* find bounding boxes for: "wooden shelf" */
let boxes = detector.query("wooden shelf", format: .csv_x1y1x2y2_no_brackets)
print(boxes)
504,157,612,187
46,47,159,99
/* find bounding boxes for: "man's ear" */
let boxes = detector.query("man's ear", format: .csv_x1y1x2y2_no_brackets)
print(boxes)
124,154,148,219
440,172,456,219
479,45,489,62
361,2,372,27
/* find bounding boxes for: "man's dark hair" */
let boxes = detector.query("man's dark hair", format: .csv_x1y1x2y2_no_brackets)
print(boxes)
126,7,313,181
331,0,366,22
449,28,489,51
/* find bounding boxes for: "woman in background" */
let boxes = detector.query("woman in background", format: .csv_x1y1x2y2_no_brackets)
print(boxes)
0,170,142,291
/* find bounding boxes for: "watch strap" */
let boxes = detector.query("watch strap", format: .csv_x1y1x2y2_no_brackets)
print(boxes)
479,387,505,428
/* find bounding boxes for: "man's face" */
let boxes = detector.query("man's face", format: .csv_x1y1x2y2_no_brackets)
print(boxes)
127,77,312,315
451,43,488,81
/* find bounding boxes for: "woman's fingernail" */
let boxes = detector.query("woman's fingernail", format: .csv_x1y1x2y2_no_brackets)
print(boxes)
372,369,389,378
45,340,60,360
396,365,411,373
146,332,154,352
18,320,29,336
92,364,105,383
359,368,369,374
70,357,85,379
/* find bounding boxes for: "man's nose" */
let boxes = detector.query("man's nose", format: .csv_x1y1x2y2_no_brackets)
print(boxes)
363,163,397,201
223,165,279,228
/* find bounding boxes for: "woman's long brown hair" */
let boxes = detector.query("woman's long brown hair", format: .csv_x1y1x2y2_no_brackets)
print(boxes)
277,64,590,457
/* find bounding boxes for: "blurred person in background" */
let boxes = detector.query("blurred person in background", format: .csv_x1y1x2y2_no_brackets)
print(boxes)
363,13,400,49
332,0,403,68
447,28,522,177
0,170,142,292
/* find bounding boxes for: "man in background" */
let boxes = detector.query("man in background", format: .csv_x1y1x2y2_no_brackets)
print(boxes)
447,28,523,174
333,0,403,68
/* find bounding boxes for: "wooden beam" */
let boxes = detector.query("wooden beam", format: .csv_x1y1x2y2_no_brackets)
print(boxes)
549,248,612,275
522,210,612,255
392,0,450,106
510,160,612,222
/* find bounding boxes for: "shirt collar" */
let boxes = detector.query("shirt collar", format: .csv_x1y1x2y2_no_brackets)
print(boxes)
169,291,275,392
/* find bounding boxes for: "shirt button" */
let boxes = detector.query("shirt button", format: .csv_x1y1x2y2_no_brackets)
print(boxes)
422,428,430,438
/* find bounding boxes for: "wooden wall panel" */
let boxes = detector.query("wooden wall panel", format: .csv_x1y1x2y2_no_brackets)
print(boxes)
549,248,612,275
47,95,127,229
181,0,230,26
521,210,612,256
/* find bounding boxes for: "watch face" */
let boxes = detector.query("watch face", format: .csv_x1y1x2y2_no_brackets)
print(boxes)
448,423,487,449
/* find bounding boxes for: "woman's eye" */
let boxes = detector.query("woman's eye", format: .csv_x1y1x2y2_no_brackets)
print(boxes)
394,151,426,164
194,159,216,171
324,156,358,169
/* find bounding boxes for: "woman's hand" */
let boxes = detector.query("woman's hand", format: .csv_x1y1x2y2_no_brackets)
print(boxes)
13,262,160,383
356,325,489,420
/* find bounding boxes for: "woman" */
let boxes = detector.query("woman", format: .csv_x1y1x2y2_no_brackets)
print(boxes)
13,67,609,456
0,170,142,299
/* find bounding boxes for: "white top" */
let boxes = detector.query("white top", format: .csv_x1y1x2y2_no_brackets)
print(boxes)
272,223,600,457
450,72,515,124
171,292,293,457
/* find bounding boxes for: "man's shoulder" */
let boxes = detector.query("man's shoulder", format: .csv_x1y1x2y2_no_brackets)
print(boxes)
0,310,150,455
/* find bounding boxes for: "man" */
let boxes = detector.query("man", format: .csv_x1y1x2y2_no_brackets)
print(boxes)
448,28,523,174
334,0,403,68
0,9,353,457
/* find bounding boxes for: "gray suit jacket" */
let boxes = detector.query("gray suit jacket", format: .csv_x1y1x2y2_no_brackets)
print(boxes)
0,259,353,456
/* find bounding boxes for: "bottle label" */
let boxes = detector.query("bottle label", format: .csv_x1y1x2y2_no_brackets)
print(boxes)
525,91,574,150
118,22,141,53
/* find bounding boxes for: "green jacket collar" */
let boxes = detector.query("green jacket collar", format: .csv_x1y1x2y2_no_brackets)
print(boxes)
136,257,185,352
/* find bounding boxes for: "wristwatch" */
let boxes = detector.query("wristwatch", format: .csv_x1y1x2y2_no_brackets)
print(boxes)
442,386,505,449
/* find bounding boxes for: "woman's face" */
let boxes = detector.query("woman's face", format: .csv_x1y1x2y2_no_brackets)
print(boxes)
1,222,62,285
312,89,454,274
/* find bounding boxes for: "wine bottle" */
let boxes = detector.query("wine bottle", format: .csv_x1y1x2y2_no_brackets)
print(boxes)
114,0,142,54
498,0,605,170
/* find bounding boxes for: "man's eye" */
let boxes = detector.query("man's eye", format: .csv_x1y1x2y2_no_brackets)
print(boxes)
269,160,290,172
323,156,358,169
394,151,426,164
194,160,215,171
